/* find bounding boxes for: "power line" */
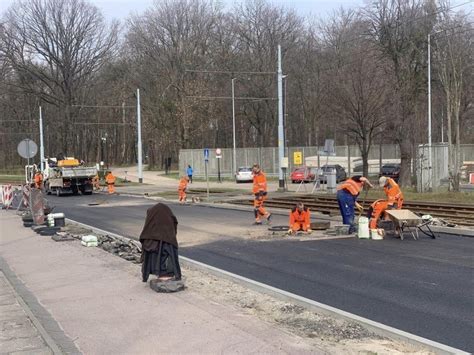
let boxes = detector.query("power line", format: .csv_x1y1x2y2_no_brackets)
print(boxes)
185,69,276,75
186,95,277,101
71,105,135,108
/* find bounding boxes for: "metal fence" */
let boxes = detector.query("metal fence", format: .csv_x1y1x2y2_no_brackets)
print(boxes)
180,144,474,189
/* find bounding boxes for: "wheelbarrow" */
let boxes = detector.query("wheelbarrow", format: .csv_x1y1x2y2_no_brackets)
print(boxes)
385,209,436,240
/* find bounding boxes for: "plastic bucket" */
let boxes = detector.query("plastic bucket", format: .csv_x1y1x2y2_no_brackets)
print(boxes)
358,217,370,239
371,229,384,240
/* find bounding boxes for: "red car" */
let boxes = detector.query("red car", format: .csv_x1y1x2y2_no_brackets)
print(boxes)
290,167,316,183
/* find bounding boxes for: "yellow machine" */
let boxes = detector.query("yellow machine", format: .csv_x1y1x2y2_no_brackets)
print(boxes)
57,158,80,167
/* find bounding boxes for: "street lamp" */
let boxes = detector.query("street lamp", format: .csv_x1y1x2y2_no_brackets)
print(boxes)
232,78,237,177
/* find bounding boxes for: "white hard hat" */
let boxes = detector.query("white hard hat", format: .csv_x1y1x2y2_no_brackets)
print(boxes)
379,176,388,188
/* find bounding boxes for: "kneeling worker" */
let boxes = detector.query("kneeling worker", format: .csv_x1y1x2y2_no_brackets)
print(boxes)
288,202,312,234
368,176,404,230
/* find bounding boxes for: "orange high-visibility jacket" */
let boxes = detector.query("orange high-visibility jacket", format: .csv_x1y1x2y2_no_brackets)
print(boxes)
337,178,363,196
384,178,403,206
289,207,311,228
34,173,43,183
105,173,116,184
178,178,188,191
252,172,267,194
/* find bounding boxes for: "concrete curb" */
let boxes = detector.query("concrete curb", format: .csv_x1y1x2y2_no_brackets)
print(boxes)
67,218,467,355
0,255,81,355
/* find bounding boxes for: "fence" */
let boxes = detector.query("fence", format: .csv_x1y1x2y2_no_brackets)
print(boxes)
180,144,474,189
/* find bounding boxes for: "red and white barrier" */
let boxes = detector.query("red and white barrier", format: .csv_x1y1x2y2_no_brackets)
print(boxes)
470,173,474,184
1,185,13,209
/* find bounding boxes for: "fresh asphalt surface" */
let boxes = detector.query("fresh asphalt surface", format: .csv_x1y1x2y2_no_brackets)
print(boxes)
46,194,474,352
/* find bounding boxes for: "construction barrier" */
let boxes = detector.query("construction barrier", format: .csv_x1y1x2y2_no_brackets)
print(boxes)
1,185,13,209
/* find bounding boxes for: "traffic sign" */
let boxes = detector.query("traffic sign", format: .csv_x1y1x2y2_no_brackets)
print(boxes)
204,148,209,161
216,148,221,155
17,139,38,159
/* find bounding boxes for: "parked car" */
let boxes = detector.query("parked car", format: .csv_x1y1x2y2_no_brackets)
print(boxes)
319,164,347,183
235,166,253,183
290,167,317,183
379,164,401,182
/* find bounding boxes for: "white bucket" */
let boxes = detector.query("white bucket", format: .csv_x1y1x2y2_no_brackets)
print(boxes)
371,229,384,240
358,217,370,239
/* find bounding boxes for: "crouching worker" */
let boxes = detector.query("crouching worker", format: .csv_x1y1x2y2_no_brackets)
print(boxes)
139,203,182,282
288,202,312,235
178,176,189,203
368,176,404,230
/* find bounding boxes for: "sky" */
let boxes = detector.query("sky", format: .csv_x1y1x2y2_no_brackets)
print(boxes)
0,0,368,21
0,0,471,22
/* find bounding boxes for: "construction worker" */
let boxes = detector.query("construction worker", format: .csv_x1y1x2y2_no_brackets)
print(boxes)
252,164,271,224
105,171,116,194
178,176,189,204
92,174,100,191
288,202,312,234
336,175,373,234
368,176,404,230
34,171,43,190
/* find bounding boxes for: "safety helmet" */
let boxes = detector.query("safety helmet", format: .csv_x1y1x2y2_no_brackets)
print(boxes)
379,176,388,188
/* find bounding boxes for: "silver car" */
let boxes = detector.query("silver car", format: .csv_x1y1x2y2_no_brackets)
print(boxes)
235,166,253,183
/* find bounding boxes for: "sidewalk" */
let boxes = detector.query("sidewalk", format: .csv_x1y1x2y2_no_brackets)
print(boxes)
0,212,320,354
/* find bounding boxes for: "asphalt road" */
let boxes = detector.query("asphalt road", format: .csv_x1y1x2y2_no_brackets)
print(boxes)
47,194,474,352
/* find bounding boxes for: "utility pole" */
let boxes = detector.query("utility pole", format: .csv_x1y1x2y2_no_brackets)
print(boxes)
232,78,237,176
277,45,285,190
39,106,44,172
427,33,433,191
137,88,143,183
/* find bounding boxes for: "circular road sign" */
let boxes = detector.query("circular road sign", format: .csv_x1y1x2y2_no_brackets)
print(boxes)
17,139,38,159
216,148,222,155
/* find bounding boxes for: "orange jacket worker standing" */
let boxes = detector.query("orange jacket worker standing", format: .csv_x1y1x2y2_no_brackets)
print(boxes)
252,164,271,224
288,202,311,234
178,177,189,203
34,172,43,189
369,177,404,229
105,172,116,194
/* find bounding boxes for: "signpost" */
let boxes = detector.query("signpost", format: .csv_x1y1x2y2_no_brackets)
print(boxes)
17,139,38,183
204,148,210,199
216,148,222,183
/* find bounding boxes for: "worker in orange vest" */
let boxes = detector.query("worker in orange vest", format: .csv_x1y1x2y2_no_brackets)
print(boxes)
368,176,404,229
34,171,43,190
178,176,189,204
105,171,116,194
336,176,373,234
92,174,100,191
252,164,271,225
288,202,312,234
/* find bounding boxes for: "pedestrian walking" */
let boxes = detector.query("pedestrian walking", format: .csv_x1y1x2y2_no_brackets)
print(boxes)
105,171,116,194
186,165,193,183
178,176,189,203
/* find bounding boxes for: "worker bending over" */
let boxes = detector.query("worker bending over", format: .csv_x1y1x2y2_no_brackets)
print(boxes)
252,164,271,224
34,171,43,190
288,202,312,234
105,171,116,194
336,176,373,234
368,176,404,229
178,176,189,204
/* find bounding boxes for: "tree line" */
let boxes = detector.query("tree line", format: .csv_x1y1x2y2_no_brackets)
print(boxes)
0,0,472,188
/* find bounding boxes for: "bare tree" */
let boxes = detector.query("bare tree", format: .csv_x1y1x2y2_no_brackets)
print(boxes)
1,0,118,154
433,2,473,191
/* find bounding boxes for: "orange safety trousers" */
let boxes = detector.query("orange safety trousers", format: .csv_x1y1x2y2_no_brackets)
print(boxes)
254,195,269,222
369,199,403,229
178,189,186,202
107,183,115,194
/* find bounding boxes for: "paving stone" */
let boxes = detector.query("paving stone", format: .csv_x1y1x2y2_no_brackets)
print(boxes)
150,279,185,293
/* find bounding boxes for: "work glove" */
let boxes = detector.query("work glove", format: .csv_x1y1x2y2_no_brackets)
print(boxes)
307,229,313,233
356,203,364,212
287,229,293,235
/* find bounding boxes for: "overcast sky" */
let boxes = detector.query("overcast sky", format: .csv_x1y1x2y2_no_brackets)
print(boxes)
1,0,471,22
0,0,368,21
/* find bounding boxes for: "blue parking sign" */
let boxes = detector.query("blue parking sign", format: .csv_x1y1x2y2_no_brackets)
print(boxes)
204,148,209,161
